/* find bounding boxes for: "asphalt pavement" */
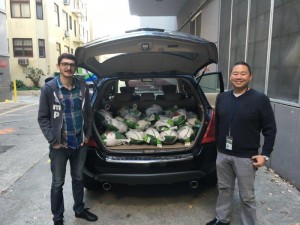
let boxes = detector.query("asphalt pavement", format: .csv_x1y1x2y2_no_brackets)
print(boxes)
0,94,299,225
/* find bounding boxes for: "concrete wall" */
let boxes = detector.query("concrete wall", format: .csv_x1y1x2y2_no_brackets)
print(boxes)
271,103,300,188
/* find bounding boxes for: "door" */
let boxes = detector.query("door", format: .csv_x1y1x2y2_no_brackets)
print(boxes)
198,72,224,108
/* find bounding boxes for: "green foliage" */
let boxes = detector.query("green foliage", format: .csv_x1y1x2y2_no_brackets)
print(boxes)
11,79,26,89
23,66,45,88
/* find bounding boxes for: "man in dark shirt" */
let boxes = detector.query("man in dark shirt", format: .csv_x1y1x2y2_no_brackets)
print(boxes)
206,62,277,225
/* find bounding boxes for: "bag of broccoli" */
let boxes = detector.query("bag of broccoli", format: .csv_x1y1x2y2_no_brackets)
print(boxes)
125,129,145,144
177,125,195,146
101,131,130,146
160,129,178,145
144,127,162,147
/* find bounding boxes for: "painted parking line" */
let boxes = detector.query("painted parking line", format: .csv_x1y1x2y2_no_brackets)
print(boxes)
0,103,38,116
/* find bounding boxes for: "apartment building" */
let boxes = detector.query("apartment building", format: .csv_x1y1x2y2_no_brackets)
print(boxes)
6,0,89,86
0,0,11,101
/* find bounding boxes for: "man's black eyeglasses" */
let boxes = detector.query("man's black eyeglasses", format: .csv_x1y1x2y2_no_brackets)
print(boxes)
60,62,77,68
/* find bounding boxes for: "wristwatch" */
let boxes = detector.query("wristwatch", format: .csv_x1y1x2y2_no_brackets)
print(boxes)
263,156,270,161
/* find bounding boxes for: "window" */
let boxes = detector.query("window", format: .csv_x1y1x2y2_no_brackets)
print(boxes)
268,0,300,103
38,39,45,58
69,15,72,30
64,46,69,53
36,0,43,19
190,12,201,37
74,20,76,36
13,38,33,57
11,0,31,18
62,10,68,31
56,42,61,57
54,3,59,26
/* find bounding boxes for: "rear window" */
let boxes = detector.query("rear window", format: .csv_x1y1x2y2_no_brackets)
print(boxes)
119,78,178,95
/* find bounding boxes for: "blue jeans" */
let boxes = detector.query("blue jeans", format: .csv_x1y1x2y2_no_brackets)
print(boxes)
49,145,87,222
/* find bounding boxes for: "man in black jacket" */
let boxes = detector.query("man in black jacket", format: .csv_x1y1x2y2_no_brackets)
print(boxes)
206,62,277,225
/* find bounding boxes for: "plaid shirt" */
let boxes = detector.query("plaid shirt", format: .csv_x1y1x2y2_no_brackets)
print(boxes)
57,77,83,149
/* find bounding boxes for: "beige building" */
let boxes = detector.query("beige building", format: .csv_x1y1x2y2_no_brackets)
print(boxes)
6,0,89,86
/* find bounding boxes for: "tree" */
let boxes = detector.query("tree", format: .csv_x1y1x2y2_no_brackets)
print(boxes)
23,66,45,88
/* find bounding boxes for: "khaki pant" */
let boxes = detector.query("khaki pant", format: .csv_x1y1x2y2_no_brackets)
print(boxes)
215,152,257,225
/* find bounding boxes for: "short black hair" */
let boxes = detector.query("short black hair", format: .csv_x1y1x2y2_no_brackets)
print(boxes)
57,53,77,65
232,61,252,74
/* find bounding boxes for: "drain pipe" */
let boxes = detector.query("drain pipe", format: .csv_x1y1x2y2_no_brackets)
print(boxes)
102,183,111,191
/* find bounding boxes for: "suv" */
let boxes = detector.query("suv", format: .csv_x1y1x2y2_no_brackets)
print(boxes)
75,28,224,190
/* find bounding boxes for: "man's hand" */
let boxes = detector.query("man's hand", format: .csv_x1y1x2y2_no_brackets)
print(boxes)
251,155,267,168
52,143,62,149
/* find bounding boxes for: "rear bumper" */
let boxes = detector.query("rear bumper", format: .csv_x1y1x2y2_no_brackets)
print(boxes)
84,143,217,185
84,168,212,185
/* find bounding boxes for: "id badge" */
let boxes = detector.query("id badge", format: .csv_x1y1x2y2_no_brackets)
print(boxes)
226,136,233,150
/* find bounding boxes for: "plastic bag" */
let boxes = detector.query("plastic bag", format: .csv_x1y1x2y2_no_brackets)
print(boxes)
154,118,175,131
171,108,187,127
125,129,145,144
101,131,129,146
145,104,163,116
160,129,178,144
177,125,195,146
106,118,128,133
144,127,162,147
134,119,151,131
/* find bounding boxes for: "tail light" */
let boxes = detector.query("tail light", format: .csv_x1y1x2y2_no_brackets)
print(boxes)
202,109,216,144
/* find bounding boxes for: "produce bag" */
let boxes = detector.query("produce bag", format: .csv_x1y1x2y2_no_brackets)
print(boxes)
154,118,175,131
101,131,130,146
171,108,187,127
144,127,162,147
177,125,195,146
160,129,178,144
95,109,113,125
106,118,128,133
125,129,145,144
134,119,151,131
124,113,139,129
145,104,163,116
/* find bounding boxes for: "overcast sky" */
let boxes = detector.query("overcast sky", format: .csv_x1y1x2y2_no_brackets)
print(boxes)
89,0,140,39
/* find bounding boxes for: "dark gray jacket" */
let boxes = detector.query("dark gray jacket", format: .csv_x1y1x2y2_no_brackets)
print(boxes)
37,76,93,146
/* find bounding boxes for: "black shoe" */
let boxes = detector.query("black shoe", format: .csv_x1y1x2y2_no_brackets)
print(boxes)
206,218,230,225
54,220,64,225
75,208,98,222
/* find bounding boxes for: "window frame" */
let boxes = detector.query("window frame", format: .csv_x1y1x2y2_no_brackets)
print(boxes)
13,38,33,57
10,0,31,18
36,0,43,19
38,39,45,58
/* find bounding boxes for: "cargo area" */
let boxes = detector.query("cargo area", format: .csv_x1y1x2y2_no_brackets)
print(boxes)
92,77,205,153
